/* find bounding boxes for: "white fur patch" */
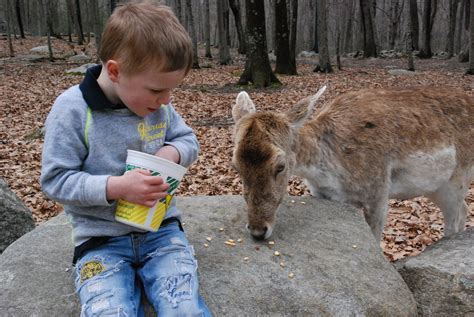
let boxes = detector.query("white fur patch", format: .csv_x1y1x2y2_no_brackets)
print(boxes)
389,146,457,198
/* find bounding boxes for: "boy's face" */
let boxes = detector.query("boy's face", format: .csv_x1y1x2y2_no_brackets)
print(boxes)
113,65,186,117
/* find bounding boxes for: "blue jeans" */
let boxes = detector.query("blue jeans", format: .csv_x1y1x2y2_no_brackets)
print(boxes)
74,222,212,316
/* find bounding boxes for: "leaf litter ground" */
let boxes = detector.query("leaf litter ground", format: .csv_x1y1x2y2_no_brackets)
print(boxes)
1,37,473,262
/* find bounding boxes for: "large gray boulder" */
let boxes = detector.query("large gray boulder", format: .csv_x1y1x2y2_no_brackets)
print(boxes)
0,195,417,316
396,227,474,316
0,178,35,253
29,45,51,54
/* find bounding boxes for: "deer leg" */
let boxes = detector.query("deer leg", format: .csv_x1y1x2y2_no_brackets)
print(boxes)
363,191,390,242
428,177,468,237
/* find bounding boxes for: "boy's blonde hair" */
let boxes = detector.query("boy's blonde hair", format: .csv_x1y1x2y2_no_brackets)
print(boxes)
99,2,193,75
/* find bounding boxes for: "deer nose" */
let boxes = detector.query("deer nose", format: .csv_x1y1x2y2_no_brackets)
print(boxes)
246,223,268,241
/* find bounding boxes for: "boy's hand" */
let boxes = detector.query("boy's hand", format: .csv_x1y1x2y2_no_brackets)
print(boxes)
107,169,170,207
155,145,180,163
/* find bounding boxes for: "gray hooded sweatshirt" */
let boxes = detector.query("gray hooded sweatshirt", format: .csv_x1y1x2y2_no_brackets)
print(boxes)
41,65,198,246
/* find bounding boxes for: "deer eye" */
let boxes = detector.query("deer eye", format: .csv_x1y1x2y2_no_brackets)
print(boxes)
275,163,285,175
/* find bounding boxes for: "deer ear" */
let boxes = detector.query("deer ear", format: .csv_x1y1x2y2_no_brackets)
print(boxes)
232,91,256,122
287,86,327,128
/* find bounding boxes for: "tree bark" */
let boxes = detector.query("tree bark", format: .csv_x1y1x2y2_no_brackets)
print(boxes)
5,0,15,57
360,0,377,57
406,0,416,71
289,0,297,66
419,0,432,57
447,0,460,58
217,0,232,64
467,0,474,73
73,0,84,45
238,0,281,87
454,0,464,53
313,0,333,73
186,0,200,68
274,0,296,74
388,0,403,50
224,0,231,49
229,0,246,54
176,0,183,24
203,0,212,58
90,0,102,59
409,0,420,51
14,0,25,38
312,1,319,53
40,0,54,61
418,0,437,58
344,0,355,53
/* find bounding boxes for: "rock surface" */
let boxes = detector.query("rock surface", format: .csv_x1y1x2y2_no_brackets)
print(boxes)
388,69,417,76
29,45,51,54
0,195,417,316
0,178,34,253
396,227,474,316
65,63,97,75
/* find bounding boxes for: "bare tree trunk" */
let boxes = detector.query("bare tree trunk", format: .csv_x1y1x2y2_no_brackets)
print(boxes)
176,0,183,24
446,0,460,58
49,0,62,39
274,0,296,74
289,0,297,65
224,0,231,49
204,0,212,58
266,0,276,53
409,0,420,50
40,0,54,61
360,0,377,57
67,6,72,42
336,32,342,70
467,0,474,74
14,0,25,38
238,0,281,86
406,0,416,71
90,0,102,59
229,0,246,54
217,0,232,64
311,1,319,53
313,0,332,73
186,0,200,68
419,0,433,58
72,0,84,45
5,0,15,57
388,0,404,50
455,0,464,53
344,0,355,53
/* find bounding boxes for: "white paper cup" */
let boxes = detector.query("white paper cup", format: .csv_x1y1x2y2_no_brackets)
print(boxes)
115,150,187,231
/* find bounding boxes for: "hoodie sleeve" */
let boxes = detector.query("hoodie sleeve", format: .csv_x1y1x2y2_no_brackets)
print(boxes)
40,89,111,207
163,104,199,168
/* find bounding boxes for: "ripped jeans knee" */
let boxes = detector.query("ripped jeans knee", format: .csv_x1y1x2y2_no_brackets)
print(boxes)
141,239,205,316
75,256,138,316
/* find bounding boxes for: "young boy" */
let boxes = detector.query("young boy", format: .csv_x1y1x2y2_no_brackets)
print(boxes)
41,3,211,316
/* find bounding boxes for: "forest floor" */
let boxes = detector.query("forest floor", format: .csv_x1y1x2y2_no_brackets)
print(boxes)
1,36,473,262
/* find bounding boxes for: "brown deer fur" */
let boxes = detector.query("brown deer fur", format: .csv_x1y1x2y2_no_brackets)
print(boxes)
232,86,474,241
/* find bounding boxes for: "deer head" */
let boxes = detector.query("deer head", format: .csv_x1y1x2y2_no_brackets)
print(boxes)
231,86,327,240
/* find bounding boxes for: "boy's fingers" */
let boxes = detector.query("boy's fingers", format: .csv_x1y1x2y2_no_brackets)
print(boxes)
143,193,169,206
145,175,167,185
136,169,151,176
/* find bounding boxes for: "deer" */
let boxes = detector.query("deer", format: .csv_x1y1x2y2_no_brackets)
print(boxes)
231,86,473,242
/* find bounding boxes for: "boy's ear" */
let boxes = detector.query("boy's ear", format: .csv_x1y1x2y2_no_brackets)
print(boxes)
287,85,327,128
232,91,256,123
106,60,120,83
